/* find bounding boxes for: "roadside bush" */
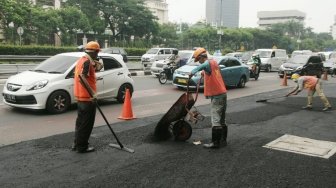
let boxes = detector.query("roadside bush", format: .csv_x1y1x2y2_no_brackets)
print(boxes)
0,45,148,56
0,45,76,55
125,47,148,56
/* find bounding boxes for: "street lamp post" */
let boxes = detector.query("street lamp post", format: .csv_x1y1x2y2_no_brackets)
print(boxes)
296,32,301,50
8,22,14,45
219,0,223,49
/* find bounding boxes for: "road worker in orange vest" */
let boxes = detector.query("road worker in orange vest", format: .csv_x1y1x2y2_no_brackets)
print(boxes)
72,41,103,153
286,73,332,111
189,48,228,149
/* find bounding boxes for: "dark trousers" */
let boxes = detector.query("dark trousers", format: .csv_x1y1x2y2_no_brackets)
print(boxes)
75,101,96,150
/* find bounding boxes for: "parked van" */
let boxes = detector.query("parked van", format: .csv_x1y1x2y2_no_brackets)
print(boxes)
255,49,288,72
141,48,176,68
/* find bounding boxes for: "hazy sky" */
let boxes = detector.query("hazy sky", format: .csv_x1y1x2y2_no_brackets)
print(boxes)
166,0,336,33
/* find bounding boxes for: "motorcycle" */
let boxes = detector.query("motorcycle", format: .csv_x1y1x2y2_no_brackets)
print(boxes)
158,64,175,84
246,61,261,80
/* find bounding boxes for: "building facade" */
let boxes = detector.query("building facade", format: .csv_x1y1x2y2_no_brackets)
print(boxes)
257,10,306,28
330,15,336,40
206,0,240,28
144,0,168,24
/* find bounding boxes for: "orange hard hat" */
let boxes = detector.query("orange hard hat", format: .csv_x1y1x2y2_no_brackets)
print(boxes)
85,41,101,52
193,47,207,62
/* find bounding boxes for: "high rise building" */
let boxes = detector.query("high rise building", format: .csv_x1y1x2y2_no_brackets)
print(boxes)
206,0,240,28
144,0,168,24
257,10,306,29
330,15,336,40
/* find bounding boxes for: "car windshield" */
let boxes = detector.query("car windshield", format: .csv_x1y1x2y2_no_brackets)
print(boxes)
187,62,200,66
330,53,336,59
287,55,310,64
33,55,78,74
179,52,192,59
256,51,272,58
241,52,253,61
213,56,225,62
146,48,159,54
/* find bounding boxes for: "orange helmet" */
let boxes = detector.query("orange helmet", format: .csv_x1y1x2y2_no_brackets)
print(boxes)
85,41,101,52
193,48,207,62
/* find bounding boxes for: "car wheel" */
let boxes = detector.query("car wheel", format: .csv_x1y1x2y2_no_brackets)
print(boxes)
238,76,246,88
117,84,133,103
158,72,168,84
265,65,271,72
46,90,70,114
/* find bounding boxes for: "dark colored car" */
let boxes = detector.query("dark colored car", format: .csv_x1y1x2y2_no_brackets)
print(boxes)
101,47,128,63
278,54,324,78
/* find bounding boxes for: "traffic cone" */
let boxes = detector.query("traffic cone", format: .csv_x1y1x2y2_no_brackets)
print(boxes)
322,71,328,81
118,88,136,120
281,72,288,86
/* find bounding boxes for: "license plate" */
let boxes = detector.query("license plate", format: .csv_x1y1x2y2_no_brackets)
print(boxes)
285,70,292,74
4,94,16,102
178,79,187,84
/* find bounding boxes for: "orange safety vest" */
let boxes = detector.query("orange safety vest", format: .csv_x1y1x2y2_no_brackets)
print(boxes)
74,55,97,101
203,60,227,97
302,76,318,90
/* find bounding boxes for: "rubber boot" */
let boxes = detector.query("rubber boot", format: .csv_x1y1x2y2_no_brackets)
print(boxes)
203,126,222,149
221,125,228,146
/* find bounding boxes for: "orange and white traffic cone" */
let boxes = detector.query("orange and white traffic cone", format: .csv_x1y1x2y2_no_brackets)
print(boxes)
322,71,328,81
281,72,288,86
118,89,136,120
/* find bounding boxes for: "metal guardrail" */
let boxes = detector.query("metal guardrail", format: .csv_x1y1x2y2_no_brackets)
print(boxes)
0,55,142,76
0,55,141,61
128,56,141,60
0,55,51,61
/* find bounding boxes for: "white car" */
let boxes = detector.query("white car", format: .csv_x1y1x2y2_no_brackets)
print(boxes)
2,52,134,114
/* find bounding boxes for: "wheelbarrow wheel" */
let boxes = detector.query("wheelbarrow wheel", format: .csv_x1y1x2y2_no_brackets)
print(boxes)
172,120,192,141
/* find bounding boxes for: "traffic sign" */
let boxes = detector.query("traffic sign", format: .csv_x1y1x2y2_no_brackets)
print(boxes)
17,27,24,35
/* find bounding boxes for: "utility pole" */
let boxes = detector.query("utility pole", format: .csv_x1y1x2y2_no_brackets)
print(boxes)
218,0,223,49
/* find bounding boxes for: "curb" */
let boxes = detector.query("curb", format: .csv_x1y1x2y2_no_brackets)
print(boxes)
130,70,152,76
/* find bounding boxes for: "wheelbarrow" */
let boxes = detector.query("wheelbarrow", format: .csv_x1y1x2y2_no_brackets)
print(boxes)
154,77,204,141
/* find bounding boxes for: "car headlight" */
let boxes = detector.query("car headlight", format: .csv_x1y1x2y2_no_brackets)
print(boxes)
295,66,303,71
26,80,48,91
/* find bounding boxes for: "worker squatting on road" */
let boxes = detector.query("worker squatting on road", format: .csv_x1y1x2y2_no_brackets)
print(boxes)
72,41,104,153
189,48,228,149
286,73,332,111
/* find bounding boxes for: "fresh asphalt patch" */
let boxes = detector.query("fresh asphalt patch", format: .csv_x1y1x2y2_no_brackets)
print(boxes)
0,86,336,187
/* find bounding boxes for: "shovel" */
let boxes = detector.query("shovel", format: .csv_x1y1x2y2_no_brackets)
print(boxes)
79,75,134,153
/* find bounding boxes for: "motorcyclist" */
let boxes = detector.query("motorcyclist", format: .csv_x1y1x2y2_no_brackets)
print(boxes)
251,54,261,75
166,49,180,69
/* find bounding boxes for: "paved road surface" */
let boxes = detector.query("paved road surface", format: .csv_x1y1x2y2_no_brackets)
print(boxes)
1,83,335,187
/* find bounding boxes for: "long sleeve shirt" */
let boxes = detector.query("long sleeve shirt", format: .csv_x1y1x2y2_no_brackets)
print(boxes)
191,60,225,99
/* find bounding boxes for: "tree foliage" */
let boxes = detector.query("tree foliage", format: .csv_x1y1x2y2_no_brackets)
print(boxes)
1,0,335,52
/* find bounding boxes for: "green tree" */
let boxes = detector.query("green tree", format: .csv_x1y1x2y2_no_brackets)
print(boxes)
56,6,90,45
0,0,31,44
